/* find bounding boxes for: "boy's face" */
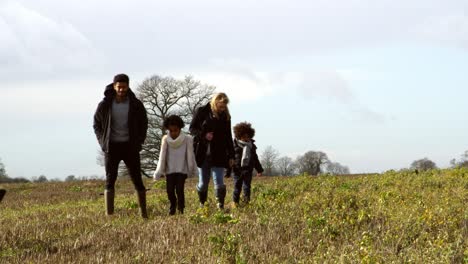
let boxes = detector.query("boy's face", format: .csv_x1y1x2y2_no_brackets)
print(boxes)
240,134,251,142
168,125,181,140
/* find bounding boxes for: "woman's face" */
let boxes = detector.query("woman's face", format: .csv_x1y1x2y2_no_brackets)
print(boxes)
216,102,227,113
168,125,181,140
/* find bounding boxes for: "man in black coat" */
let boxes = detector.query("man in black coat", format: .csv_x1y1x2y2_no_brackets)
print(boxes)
93,74,149,218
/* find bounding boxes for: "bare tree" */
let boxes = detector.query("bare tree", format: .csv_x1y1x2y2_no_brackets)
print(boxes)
0,158,7,180
32,175,48,183
277,156,296,176
296,151,329,176
450,150,468,168
136,75,215,176
95,75,214,177
326,162,350,175
65,175,77,182
410,158,437,171
260,146,280,176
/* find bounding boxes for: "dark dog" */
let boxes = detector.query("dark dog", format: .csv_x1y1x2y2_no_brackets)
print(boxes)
0,189,6,203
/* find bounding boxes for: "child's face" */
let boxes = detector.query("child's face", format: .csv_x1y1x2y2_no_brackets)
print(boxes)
168,125,181,139
240,134,251,142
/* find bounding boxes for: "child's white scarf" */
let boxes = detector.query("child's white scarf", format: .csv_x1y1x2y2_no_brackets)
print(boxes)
237,139,253,167
166,132,186,149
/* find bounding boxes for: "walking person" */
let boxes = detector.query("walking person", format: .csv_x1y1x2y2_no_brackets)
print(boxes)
231,122,263,206
153,115,198,215
93,74,149,218
190,93,235,209
0,189,6,203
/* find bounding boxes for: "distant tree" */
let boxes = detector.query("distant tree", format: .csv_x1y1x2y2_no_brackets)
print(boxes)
0,160,29,183
410,158,437,171
48,178,62,183
8,178,30,183
0,158,8,180
450,150,468,168
296,151,329,176
326,162,350,175
277,156,296,176
34,175,48,183
65,175,77,182
260,146,280,176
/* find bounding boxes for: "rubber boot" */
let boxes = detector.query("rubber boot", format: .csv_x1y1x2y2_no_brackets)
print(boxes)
137,190,148,219
169,203,176,215
197,189,208,207
104,189,115,216
215,186,227,210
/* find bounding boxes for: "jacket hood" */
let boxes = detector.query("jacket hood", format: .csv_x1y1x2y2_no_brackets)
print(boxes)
104,83,136,99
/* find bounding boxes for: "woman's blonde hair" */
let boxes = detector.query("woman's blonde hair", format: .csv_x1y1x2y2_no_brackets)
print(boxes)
210,93,231,120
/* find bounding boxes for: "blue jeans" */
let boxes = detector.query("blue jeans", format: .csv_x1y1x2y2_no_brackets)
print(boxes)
197,159,225,192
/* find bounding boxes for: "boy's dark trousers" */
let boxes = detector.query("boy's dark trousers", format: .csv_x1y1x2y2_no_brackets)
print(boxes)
233,170,253,203
166,173,187,214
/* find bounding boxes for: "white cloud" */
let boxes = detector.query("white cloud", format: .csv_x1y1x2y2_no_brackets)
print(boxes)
2,79,105,118
194,60,387,122
414,13,468,49
0,1,104,80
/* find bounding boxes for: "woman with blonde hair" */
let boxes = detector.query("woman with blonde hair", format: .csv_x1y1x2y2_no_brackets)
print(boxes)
190,93,235,209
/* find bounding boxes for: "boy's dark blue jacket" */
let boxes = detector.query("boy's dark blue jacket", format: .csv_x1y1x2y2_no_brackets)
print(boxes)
232,139,264,176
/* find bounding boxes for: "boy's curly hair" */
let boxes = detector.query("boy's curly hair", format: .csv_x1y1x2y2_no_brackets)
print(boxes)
233,122,255,139
163,115,185,129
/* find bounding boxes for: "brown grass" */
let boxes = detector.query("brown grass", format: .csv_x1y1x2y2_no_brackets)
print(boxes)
0,169,467,263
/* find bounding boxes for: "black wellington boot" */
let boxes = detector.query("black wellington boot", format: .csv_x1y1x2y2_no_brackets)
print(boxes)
215,186,227,210
104,189,115,216
137,190,148,219
197,189,208,207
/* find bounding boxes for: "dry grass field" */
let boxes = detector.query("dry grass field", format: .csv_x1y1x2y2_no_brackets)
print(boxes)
0,169,467,263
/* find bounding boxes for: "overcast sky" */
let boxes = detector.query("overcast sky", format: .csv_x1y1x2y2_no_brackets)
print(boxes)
1,0,468,179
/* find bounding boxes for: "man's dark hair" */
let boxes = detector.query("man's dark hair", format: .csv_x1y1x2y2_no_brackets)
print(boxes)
233,122,255,139
113,73,130,84
163,115,185,129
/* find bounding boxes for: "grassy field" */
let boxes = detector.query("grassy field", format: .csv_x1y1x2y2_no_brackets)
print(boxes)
0,169,467,263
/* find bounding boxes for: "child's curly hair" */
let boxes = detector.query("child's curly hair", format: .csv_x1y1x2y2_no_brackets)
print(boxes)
233,122,255,139
163,115,185,129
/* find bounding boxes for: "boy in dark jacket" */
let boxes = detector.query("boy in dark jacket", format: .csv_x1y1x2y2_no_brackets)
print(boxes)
231,122,263,206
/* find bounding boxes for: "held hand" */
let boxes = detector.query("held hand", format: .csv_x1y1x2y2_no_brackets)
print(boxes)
229,159,235,168
205,132,214,141
257,173,263,177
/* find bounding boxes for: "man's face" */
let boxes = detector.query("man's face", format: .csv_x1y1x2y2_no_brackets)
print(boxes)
113,82,129,98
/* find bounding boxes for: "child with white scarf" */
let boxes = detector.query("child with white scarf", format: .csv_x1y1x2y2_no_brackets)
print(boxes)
231,122,264,206
153,115,198,215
